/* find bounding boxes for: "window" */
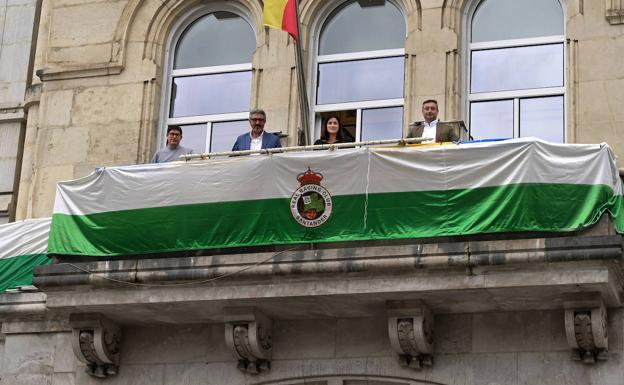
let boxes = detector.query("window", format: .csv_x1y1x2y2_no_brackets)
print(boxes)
467,0,565,142
314,0,406,142
164,10,256,153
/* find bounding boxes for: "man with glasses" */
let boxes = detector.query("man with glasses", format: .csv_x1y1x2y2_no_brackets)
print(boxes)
151,125,193,163
232,108,282,151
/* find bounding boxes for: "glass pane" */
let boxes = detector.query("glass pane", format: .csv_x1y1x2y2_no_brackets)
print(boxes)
211,120,250,152
472,0,563,42
178,123,208,154
175,12,255,69
0,124,20,192
471,44,563,93
361,106,403,141
317,57,404,104
319,0,405,55
470,100,513,140
520,96,564,143
170,71,251,117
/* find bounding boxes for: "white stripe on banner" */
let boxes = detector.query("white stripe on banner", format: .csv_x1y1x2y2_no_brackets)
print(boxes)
0,218,51,259
53,138,622,216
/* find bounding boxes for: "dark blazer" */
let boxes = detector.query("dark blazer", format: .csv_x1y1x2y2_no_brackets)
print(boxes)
408,121,459,142
232,132,282,151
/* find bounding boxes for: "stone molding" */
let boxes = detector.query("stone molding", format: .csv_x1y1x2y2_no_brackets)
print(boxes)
70,313,122,378
224,307,273,374
36,65,124,82
564,295,609,364
606,0,624,24
387,300,434,369
0,292,47,320
0,106,26,123
35,233,623,289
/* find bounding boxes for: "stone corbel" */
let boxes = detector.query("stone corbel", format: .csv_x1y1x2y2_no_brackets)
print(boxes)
387,300,434,369
70,313,122,378
564,295,608,364
224,307,272,374
606,0,624,24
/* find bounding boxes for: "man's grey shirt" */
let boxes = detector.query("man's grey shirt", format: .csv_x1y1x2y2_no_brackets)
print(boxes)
151,145,193,163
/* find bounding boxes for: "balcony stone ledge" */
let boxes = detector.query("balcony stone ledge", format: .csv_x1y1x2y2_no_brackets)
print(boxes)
31,232,624,324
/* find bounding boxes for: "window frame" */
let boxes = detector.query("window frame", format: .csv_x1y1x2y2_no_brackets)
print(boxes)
308,0,407,143
159,3,256,153
462,0,566,142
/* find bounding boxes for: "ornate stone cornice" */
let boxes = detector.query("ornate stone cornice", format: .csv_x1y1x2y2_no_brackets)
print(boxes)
224,307,272,374
564,294,609,364
387,300,434,369
70,313,122,378
35,65,124,82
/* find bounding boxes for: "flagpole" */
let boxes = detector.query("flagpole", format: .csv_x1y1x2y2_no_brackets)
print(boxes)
293,0,310,145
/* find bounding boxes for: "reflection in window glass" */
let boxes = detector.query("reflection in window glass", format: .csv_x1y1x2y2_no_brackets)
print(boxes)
211,120,250,152
175,12,255,69
471,0,563,43
171,71,252,117
470,100,513,140
179,123,208,154
319,0,405,55
520,96,564,142
317,57,404,105
361,107,403,141
471,44,563,93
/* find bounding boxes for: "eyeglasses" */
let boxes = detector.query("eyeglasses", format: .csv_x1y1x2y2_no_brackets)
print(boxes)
250,118,266,122
168,132,181,137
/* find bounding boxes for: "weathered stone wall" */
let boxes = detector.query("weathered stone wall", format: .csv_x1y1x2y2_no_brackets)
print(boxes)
0,309,622,385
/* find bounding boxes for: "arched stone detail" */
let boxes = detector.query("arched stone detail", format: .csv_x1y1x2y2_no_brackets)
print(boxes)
113,0,264,163
118,0,264,67
299,0,422,50
441,0,465,32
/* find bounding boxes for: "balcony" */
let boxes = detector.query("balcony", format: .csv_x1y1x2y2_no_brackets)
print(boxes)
1,137,623,379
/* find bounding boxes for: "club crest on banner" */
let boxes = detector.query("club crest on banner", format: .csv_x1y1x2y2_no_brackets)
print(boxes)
290,168,333,228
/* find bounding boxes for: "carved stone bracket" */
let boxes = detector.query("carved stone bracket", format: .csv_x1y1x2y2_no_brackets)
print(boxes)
224,307,272,374
387,300,434,370
70,313,122,378
564,295,609,364
606,0,624,24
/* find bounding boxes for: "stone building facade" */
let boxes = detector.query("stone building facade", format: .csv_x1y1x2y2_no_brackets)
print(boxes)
0,0,623,384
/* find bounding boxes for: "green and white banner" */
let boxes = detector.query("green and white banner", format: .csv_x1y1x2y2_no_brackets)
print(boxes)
49,138,624,257
0,218,52,292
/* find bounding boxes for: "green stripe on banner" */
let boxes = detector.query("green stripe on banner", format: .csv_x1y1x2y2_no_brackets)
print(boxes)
48,183,621,257
0,254,51,292
612,194,624,232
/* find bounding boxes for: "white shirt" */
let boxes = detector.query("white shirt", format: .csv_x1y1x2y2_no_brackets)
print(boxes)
422,119,437,143
250,132,263,152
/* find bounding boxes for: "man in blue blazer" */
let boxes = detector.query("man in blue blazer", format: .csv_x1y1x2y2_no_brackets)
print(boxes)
232,108,282,151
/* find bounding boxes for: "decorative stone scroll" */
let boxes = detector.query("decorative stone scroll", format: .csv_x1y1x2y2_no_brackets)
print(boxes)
224,307,273,374
564,295,609,364
69,313,122,378
387,300,434,369
606,0,624,24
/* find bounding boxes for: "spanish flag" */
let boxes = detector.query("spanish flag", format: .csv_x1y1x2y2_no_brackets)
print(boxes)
263,0,298,41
